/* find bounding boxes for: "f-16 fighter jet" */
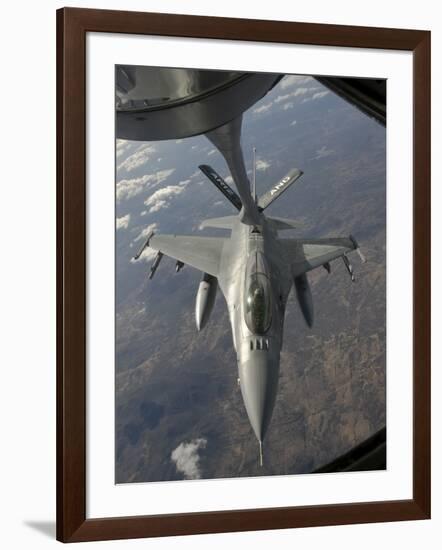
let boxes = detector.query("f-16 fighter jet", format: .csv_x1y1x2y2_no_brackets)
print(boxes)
134,150,365,466
119,66,367,465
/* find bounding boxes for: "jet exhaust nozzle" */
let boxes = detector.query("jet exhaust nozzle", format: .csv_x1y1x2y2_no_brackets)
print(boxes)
195,273,218,331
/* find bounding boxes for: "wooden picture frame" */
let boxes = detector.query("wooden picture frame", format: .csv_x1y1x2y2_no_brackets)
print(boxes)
56,7,431,542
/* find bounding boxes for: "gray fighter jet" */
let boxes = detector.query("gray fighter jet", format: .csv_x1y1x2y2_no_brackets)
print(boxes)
134,142,365,466
120,66,367,464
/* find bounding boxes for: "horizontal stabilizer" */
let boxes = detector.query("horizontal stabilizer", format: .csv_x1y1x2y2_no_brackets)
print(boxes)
258,168,303,211
268,217,301,231
200,216,237,230
199,165,243,211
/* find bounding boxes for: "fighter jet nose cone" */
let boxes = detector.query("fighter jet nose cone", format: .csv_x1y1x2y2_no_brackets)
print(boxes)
239,352,280,442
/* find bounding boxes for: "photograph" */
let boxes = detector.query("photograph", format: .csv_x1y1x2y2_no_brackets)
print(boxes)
114,66,387,484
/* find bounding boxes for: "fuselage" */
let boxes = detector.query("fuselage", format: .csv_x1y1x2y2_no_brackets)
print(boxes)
217,214,293,443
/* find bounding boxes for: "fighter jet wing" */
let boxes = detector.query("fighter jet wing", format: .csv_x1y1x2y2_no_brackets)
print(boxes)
279,237,358,277
148,234,226,277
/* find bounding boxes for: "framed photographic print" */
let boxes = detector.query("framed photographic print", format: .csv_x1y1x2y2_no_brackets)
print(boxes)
56,7,431,542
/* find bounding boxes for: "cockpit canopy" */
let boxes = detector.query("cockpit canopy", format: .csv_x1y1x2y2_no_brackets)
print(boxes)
244,252,272,335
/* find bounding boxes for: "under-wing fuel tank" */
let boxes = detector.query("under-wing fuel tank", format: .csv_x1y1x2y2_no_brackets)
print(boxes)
195,273,218,331
294,273,314,328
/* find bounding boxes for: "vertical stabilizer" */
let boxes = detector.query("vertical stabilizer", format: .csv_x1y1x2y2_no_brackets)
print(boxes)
252,147,257,203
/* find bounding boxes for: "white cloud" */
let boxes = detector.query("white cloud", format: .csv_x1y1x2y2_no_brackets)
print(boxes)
275,89,311,103
256,159,271,171
179,179,191,186
274,86,321,111
134,222,158,242
150,169,176,188
312,146,335,160
274,93,291,103
116,214,130,230
302,90,330,104
280,75,313,89
290,120,297,126
224,175,233,184
116,168,175,202
253,102,273,115
148,199,168,212
117,174,152,201
293,86,318,97
117,143,157,172
140,210,147,216
171,438,207,480
312,91,330,100
144,184,187,213
131,247,157,263
116,139,131,158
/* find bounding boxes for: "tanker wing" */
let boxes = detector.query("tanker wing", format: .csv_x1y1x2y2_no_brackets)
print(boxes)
200,216,237,230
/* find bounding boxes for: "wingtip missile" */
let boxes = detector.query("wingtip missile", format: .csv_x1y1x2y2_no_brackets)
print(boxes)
133,230,155,260
349,234,367,264
356,248,367,264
